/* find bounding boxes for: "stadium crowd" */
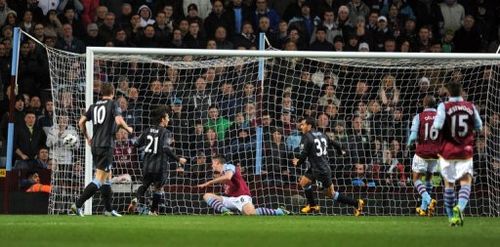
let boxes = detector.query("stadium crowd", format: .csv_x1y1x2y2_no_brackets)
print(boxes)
0,0,499,197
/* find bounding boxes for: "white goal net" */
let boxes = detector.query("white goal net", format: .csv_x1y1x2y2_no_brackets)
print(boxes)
44,44,500,216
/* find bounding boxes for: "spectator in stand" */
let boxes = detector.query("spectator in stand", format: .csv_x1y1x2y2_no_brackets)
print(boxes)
190,151,209,182
205,105,231,141
310,8,340,44
37,99,54,135
184,1,211,20
32,23,46,42
29,95,43,118
169,98,191,154
453,15,482,53
117,96,139,129
113,128,137,181
137,4,154,28
214,26,233,49
365,10,378,33
263,128,291,183
18,41,45,97
80,0,99,27
168,28,186,48
345,35,360,51
153,11,170,47
217,81,240,117
185,3,204,25
56,23,85,53
378,74,400,109
60,6,85,39
46,115,78,168
282,0,307,22
348,116,371,164
161,4,176,32
202,127,221,157
439,0,464,35
288,2,320,42
98,12,117,44
19,0,45,24
232,21,256,49
136,24,160,48
113,27,134,47
383,38,397,52
184,21,206,49
373,16,392,51
21,171,51,193
1,96,25,147
317,84,340,108
347,0,370,23
44,9,63,37
19,10,35,34
205,0,234,39
429,40,442,53
14,111,46,169
399,39,411,52
309,26,334,51
82,23,102,47
227,0,251,35
336,5,354,37
33,146,52,169
253,0,280,31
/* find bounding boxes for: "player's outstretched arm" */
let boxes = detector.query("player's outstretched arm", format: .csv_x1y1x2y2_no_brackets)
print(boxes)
197,170,234,188
407,114,420,147
472,104,483,131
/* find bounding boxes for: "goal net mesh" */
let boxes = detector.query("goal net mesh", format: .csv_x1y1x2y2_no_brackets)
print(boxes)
44,46,500,216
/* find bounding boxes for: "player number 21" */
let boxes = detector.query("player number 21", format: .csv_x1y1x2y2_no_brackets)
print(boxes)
314,138,328,156
145,135,159,154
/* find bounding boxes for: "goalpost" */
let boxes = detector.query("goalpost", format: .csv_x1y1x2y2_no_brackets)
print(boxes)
42,42,500,216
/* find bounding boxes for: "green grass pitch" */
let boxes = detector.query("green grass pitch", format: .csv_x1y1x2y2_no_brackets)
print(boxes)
1,215,499,247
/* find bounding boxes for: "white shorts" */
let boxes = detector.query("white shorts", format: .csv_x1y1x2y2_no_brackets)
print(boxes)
222,195,253,212
412,155,438,173
439,157,473,183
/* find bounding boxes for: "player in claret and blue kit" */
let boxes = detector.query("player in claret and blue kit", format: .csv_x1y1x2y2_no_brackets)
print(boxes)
433,81,483,226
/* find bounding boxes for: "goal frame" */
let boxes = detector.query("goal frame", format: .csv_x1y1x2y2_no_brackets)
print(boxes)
84,47,499,215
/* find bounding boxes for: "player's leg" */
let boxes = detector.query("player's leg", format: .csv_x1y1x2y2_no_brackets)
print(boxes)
129,173,154,214
150,176,165,215
72,148,112,216
239,196,288,216
326,183,364,216
203,193,232,214
454,171,473,226
440,158,457,225
299,173,319,213
102,171,122,217
72,169,108,216
425,160,438,216
412,155,432,215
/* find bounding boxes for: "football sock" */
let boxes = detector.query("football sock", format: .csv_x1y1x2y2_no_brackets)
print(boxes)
426,180,433,197
444,187,455,219
206,197,230,213
304,185,316,206
458,185,471,212
100,182,113,212
414,180,431,210
333,192,357,207
151,192,162,213
256,208,283,216
76,179,100,208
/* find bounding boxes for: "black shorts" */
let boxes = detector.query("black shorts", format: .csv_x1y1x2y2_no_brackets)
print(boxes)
92,147,113,172
304,168,333,188
142,172,166,189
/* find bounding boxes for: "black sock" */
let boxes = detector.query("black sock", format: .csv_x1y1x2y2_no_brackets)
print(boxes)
304,185,316,206
336,192,358,207
151,193,161,213
100,184,113,212
76,182,99,208
136,185,147,205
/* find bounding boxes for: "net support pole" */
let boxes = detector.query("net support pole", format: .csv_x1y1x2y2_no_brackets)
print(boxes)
254,33,266,175
3,27,21,213
84,47,95,215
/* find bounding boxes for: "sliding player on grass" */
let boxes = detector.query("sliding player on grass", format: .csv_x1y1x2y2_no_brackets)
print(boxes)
198,154,289,216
